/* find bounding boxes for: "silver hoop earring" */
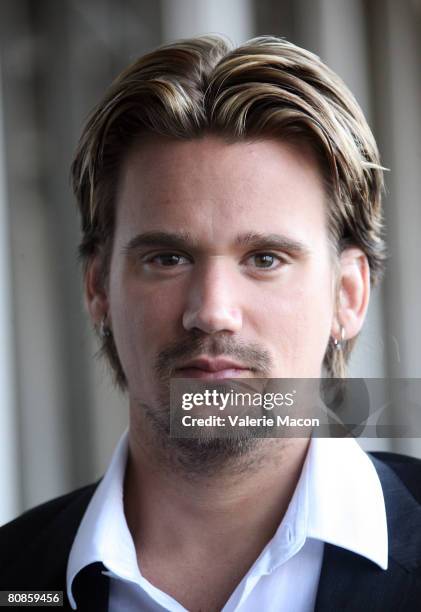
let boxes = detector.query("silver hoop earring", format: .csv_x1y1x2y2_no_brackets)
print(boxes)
100,315,111,338
333,325,346,351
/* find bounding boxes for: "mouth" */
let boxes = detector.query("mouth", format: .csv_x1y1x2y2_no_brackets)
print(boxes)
175,357,253,380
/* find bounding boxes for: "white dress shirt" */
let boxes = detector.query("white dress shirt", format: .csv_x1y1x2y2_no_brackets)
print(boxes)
67,432,388,611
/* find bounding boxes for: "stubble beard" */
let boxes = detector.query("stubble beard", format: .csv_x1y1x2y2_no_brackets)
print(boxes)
139,393,262,478
134,333,274,477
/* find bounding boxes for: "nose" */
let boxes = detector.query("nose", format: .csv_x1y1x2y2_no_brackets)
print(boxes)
182,260,243,334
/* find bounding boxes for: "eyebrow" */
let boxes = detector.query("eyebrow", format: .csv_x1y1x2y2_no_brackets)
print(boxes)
122,230,310,256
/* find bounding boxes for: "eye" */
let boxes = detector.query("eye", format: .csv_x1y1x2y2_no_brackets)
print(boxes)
146,252,190,267
246,252,286,270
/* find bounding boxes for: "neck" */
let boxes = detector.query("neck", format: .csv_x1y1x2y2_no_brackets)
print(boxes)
124,411,310,566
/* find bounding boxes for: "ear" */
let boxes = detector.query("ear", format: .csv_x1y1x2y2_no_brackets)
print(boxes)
84,254,109,326
332,248,370,341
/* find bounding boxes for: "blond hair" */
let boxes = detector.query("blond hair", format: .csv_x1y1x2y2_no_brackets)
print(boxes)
72,35,386,385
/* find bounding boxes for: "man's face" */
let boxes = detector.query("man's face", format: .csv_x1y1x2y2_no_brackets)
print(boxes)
105,135,336,408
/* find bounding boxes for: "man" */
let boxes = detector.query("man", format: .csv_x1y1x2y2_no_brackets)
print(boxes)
1,36,420,611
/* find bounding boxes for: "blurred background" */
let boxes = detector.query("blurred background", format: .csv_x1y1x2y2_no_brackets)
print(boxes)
0,0,420,525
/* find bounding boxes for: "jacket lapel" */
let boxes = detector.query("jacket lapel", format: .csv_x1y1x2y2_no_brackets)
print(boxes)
314,544,419,611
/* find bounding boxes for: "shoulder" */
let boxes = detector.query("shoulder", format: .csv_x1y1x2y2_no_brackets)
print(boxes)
0,482,99,547
368,451,421,504
367,450,421,577
0,482,99,590
370,450,421,468
1,481,97,528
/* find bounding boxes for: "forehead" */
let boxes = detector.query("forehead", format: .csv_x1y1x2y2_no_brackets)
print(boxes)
115,135,328,247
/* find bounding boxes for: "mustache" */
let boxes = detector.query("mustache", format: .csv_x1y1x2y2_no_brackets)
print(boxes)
154,332,272,379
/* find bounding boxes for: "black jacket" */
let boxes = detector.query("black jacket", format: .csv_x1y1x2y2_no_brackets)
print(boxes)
1,452,421,611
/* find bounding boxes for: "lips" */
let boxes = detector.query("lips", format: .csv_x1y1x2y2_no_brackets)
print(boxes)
175,357,251,380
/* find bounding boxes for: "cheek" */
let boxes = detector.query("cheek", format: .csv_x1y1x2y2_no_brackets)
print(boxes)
250,265,334,372
139,293,183,348
108,274,184,376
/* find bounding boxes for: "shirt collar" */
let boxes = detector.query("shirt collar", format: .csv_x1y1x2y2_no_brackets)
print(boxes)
66,432,388,608
244,436,388,577
305,437,388,569
66,430,137,609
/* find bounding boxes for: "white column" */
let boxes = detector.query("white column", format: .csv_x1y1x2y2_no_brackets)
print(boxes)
380,0,421,457
161,0,253,45
295,0,389,452
382,0,421,377
0,60,20,525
